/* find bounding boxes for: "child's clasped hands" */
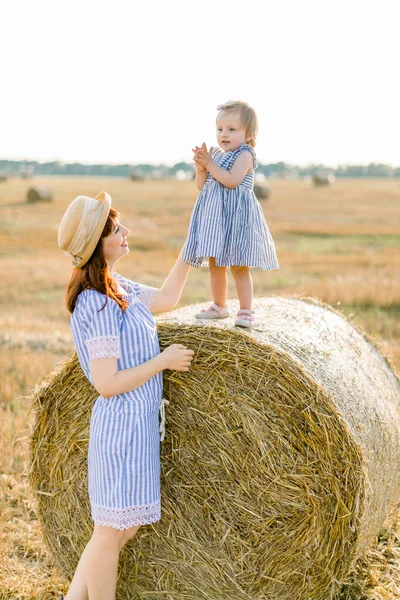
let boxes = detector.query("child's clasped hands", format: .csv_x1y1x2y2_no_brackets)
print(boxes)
192,142,213,171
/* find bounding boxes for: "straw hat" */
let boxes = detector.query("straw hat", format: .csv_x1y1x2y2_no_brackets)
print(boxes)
58,191,111,268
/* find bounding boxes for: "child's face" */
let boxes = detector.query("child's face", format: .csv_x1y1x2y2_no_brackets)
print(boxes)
216,111,248,152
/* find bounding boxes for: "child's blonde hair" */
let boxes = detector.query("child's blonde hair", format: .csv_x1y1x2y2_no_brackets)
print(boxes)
217,101,258,147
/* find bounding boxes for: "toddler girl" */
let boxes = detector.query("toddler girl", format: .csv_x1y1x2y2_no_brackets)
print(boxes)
182,100,279,328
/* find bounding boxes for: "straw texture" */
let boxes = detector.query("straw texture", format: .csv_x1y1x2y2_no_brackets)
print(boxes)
29,297,400,600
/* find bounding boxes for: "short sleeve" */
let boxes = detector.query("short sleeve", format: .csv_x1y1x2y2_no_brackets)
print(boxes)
85,294,123,361
132,282,157,309
236,144,259,169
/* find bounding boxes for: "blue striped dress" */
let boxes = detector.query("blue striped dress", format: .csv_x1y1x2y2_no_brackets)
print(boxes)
70,274,162,530
182,144,279,270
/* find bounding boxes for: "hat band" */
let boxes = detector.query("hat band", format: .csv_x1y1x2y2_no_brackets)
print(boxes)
65,196,106,267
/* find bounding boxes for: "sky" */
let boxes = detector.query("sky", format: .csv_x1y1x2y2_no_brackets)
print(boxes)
1,0,399,167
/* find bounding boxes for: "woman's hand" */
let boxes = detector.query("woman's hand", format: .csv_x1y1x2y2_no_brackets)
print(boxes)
160,344,195,372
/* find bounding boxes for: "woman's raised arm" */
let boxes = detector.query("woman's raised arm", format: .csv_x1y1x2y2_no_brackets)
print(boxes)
149,253,190,313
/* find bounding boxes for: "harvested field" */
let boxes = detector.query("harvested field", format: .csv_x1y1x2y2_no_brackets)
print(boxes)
0,177,399,599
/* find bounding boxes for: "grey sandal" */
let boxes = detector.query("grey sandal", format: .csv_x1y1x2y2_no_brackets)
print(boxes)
234,309,255,329
195,303,230,319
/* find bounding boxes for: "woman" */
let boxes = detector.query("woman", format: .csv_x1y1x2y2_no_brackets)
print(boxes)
57,191,194,600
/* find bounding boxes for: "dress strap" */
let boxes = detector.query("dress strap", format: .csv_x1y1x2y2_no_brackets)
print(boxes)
234,144,259,169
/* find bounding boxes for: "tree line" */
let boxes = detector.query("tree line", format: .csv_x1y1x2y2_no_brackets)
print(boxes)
0,160,399,178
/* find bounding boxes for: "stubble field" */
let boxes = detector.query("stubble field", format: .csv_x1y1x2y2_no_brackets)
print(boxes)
0,176,399,599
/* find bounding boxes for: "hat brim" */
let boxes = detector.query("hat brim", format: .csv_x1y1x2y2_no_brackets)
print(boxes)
77,191,112,268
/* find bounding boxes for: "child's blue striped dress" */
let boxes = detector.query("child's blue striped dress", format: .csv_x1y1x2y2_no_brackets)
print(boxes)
182,144,279,270
70,274,163,530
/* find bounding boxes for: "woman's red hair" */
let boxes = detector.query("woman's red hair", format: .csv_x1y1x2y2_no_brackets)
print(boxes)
66,207,129,313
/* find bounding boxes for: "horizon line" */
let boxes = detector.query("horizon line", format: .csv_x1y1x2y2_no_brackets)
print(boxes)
1,157,399,169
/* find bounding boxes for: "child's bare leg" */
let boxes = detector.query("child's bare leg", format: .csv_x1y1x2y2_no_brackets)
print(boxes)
230,266,253,310
209,257,228,307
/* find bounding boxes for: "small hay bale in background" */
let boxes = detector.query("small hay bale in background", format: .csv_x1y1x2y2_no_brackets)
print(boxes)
129,170,145,181
254,181,270,200
29,297,400,600
312,172,335,186
26,187,53,203
0,174,8,182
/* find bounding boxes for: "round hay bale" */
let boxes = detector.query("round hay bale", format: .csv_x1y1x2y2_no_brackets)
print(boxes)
254,182,270,200
0,174,8,182
29,297,400,600
26,187,53,203
312,173,335,187
129,170,145,181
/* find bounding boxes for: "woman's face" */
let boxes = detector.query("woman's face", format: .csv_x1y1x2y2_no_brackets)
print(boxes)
102,218,130,267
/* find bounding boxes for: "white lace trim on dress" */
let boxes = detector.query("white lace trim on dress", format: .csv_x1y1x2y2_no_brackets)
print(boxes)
87,336,120,360
92,502,161,529
139,285,156,309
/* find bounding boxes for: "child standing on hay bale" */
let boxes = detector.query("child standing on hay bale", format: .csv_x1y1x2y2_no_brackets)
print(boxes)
57,191,194,600
182,100,279,328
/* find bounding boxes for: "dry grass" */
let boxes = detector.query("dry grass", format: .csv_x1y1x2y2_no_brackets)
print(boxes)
1,176,400,598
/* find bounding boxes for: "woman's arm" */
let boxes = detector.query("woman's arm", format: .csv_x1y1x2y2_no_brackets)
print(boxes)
149,254,190,313
90,344,194,398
